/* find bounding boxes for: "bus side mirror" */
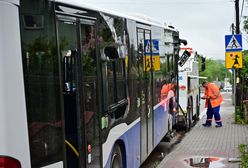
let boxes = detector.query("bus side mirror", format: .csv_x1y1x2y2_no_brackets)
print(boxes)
179,39,187,46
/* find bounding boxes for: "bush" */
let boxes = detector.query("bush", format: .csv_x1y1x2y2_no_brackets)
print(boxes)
239,144,248,168
236,106,248,124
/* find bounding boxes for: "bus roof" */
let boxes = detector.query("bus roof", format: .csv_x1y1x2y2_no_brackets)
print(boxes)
2,0,19,5
53,0,177,32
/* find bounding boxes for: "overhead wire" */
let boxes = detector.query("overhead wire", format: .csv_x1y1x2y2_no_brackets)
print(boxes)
241,31,248,41
240,0,245,22
240,0,248,42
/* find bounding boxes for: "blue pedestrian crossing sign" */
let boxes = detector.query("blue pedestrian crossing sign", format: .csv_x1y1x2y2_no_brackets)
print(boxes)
225,34,242,52
144,39,160,71
144,39,159,55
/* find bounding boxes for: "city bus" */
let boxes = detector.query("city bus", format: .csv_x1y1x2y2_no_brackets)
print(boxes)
0,0,183,167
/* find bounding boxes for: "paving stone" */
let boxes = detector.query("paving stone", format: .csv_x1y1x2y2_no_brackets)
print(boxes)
158,93,248,168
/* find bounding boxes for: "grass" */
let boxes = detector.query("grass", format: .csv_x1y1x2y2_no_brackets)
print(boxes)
235,106,248,124
235,107,248,167
236,114,248,124
239,144,248,168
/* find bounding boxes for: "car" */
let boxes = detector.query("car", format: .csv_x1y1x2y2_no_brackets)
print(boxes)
223,85,232,92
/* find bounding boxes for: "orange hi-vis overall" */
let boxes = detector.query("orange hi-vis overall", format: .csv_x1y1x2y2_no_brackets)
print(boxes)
204,83,223,108
204,82,223,126
161,83,175,101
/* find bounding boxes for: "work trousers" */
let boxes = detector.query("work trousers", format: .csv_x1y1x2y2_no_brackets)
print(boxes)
206,103,222,126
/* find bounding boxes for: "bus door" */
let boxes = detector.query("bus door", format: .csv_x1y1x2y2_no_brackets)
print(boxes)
56,11,101,168
137,28,154,162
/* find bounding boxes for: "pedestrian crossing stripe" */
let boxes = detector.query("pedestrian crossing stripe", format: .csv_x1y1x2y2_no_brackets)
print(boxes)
226,36,242,50
225,51,243,69
225,34,242,52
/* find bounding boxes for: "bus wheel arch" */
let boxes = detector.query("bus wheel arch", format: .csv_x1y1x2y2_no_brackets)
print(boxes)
110,140,126,168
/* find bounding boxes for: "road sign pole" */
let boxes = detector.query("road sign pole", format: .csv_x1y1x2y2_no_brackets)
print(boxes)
233,68,237,123
235,0,239,123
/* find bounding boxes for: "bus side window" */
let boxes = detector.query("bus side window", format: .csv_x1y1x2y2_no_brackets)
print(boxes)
63,50,76,93
104,46,127,120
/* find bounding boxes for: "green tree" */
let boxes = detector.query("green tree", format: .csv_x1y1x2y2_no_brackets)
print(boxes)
199,58,226,82
243,0,248,33
240,50,248,74
243,16,248,33
239,50,248,100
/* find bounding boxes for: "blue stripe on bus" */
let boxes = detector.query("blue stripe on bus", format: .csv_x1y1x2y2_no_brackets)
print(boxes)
104,120,141,168
153,104,168,147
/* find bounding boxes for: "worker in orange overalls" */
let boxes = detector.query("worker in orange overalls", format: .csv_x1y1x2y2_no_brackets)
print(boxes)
160,80,175,101
160,83,170,101
201,81,223,127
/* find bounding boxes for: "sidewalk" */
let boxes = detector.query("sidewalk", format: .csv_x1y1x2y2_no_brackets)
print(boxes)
158,92,248,168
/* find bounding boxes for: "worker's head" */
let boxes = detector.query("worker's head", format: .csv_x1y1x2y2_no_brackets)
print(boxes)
202,81,208,88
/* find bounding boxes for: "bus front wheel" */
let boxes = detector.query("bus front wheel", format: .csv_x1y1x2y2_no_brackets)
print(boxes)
111,144,123,168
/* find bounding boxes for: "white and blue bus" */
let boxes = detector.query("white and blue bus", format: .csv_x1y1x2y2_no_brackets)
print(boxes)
0,0,183,167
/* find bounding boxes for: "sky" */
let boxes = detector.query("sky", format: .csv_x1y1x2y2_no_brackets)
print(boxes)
81,0,248,60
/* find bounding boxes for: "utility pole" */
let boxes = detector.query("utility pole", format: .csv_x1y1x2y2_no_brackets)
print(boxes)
234,0,240,122
231,23,235,106
231,23,235,34
235,0,240,34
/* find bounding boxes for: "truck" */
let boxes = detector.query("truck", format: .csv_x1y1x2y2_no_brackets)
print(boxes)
177,47,206,129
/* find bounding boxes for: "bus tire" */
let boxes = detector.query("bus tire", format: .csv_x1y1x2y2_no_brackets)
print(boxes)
111,144,123,168
196,97,200,120
187,98,193,129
